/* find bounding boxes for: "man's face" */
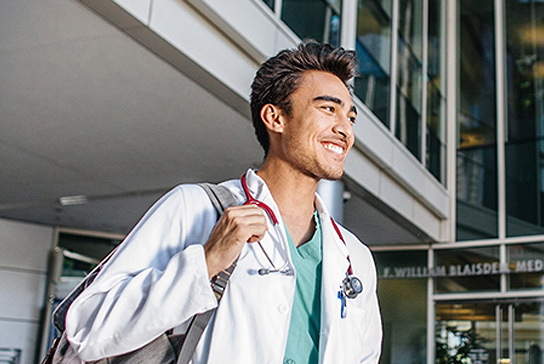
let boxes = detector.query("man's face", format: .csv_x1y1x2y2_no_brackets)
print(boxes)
278,70,356,181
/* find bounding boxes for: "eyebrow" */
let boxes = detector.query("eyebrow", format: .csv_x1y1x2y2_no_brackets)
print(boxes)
313,95,357,115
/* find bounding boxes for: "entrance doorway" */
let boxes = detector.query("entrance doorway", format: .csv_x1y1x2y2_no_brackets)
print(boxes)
436,300,544,364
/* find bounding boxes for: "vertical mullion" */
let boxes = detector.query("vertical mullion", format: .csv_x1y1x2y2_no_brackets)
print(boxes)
495,0,507,240
508,304,515,364
440,0,447,184
275,0,282,17
446,0,457,243
500,243,507,293
496,304,502,361
389,0,400,135
427,246,435,364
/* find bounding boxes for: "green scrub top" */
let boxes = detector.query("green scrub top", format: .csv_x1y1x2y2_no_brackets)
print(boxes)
283,212,323,364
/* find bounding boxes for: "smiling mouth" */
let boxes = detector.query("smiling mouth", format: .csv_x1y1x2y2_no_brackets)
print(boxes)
323,142,345,156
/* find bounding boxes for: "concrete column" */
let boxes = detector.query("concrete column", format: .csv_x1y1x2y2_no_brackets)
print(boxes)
317,180,345,223
340,0,358,49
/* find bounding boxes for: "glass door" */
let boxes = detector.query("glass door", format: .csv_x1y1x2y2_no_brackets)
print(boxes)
436,300,544,364
512,302,544,364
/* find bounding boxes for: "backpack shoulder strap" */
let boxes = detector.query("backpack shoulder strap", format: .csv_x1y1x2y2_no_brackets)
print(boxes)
197,183,239,213
177,183,239,364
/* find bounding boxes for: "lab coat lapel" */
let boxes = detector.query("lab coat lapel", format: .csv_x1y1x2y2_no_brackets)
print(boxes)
316,198,351,364
243,170,291,271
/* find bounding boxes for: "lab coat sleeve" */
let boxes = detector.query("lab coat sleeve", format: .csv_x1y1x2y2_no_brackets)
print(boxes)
65,185,219,361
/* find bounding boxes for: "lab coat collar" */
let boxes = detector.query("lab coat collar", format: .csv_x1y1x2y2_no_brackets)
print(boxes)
243,168,350,262
242,169,282,227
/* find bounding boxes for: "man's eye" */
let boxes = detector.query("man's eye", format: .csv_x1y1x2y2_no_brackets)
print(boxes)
349,116,357,124
323,106,334,112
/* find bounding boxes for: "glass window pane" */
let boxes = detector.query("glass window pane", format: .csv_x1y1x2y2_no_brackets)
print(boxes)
505,0,544,237
354,0,392,127
397,37,422,111
374,251,427,364
327,0,341,14
434,247,500,293
456,0,498,241
396,90,421,159
426,0,445,183
508,242,544,291
396,36,423,160
281,0,341,46
398,0,423,58
426,83,445,182
377,0,392,18
427,0,443,90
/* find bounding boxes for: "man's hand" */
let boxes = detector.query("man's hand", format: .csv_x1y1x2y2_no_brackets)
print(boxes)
204,205,268,279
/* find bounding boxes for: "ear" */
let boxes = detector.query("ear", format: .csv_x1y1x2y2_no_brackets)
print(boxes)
260,104,284,134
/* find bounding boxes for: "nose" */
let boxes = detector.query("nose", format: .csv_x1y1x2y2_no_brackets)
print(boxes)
332,114,354,140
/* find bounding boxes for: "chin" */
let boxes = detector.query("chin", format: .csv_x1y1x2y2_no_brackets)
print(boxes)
318,167,344,181
323,172,344,181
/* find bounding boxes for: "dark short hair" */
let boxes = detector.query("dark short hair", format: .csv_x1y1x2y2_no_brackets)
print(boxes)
250,41,358,155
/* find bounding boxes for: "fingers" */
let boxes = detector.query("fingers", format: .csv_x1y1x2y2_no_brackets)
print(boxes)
204,205,268,278
221,205,268,242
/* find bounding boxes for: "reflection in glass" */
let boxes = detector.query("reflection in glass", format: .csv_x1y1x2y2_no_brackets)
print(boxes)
436,303,498,364
456,0,498,240
505,1,544,237
354,0,392,126
426,0,445,183
374,251,427,364
281,0,341,46
47,233,120,354
434,246,500,293
427,82,445,182
396,90,421,158
437,301,544,364
512,302,544,364
262,0,274,11
395,0,423,161
396,36,422,159
508,242,544,290
398,0,423,59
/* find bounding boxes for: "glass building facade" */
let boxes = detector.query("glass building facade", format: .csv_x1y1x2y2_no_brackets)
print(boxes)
267,0,447,183
457,0,544,240
263,0,544,363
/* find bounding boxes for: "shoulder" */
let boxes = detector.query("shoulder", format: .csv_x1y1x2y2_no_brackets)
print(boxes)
144,184,212,217
160,179,244,219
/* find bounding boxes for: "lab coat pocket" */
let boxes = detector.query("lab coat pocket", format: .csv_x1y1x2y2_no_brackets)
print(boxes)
342,305,368,355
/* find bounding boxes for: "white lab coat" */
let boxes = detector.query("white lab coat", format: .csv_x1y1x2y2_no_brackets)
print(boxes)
65,169,382,363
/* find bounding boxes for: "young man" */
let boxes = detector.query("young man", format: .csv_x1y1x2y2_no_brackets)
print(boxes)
65,42,382,364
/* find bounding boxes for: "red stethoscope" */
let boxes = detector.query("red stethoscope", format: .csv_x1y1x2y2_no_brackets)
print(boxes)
241,173,362,317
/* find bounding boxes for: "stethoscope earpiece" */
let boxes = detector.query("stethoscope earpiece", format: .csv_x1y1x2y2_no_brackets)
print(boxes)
258,267,294,276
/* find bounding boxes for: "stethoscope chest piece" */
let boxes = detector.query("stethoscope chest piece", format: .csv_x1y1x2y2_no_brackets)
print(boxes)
342,273,363,299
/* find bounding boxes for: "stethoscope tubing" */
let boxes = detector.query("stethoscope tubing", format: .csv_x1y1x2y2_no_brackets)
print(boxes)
239,173,362,301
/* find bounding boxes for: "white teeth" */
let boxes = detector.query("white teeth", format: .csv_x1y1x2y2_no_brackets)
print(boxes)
324,143,344,155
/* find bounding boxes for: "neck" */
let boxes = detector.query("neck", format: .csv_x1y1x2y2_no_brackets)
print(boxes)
257,158,318,247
